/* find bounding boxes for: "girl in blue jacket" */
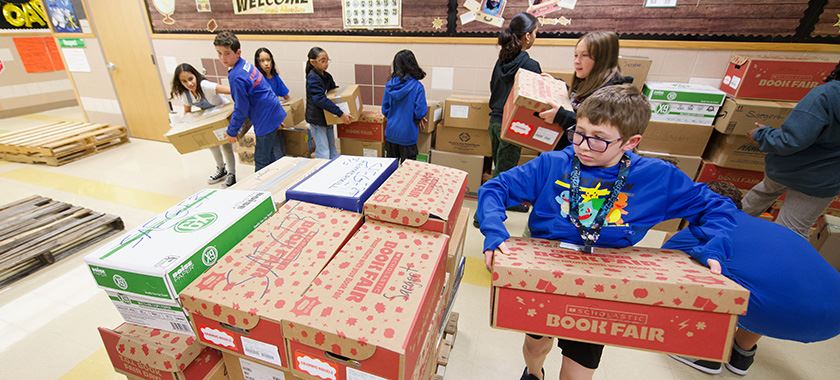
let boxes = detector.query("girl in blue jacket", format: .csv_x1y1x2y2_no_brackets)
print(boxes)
381,50,428,162
255,47,290,100
305,47,351,159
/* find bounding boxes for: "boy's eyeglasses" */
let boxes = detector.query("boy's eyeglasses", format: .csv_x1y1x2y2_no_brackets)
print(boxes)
566,125,620,153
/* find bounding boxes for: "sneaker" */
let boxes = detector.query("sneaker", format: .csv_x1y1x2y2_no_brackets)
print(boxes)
725,344,756,376
520,367,544,380
507,203,530,213
207,167,227,184
669,354,722,375
224,174,236,188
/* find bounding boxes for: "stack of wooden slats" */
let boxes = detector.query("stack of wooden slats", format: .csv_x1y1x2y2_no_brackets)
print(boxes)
0,121,130,166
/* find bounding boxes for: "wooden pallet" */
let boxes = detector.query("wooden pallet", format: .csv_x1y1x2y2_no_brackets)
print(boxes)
433,312,459,380
0,121,130,166
0,196,125,288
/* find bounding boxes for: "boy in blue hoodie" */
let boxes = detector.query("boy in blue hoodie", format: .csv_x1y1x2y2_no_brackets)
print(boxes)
477,84,739,380
381,50,428,162
214,31,286,175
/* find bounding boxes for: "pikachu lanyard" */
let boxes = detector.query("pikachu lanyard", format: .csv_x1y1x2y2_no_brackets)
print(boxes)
568,154,632,254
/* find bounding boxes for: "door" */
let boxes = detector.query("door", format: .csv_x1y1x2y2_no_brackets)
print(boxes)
85,0,169,141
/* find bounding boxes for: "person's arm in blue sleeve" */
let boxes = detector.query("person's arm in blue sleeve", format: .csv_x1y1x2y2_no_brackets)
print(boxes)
381,88,392,118
276,75,290,98
307,73,343,117
478,155,551,252
413,85,428,121
226,77,250,137
752,90,829,156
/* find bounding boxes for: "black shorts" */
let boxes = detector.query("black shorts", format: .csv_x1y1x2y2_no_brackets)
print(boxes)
526,334,604,370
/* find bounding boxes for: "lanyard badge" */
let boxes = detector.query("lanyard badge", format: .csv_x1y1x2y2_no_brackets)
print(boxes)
568,154,632,253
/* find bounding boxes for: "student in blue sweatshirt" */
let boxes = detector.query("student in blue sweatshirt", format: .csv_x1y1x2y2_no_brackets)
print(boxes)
255,47,290,100
214,31,286,174
381,49,427,162
305,47,352,159
741,61,840,238
477,85,738,380
665,181,840,376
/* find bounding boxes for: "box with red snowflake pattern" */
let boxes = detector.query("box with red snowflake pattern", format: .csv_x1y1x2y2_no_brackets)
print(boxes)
98,323,226,380
284,220,449,380
178,200,363,371
491,237,750,362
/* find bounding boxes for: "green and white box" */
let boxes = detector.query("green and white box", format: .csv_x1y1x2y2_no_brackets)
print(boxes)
85,189,275,333
643,82,726,126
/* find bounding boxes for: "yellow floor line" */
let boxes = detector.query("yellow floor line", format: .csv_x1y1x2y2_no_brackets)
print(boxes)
0,168,179,213
462,256,491,288
60,348,117,380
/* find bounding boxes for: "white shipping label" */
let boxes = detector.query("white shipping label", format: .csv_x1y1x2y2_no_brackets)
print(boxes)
433,107,443,122
449,105,470,119
729,76,741,90
240,357,286,380
355,96,361,112
213,127,228,141
363,148,378,157
241,336,283,366
533,127,560,145
336,102,351,116
111,301,193,335
347,367,388,380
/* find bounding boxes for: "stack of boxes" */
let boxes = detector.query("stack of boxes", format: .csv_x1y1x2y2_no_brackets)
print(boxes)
429,95,492,194
237,97,312,165
337,104,387,157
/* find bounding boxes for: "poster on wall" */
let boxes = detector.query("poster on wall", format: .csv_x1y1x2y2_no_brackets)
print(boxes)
343,0,402,30
460,0,505,28
43,0,81,33
1,0,50,31
13,36,63,73
232,0,314,14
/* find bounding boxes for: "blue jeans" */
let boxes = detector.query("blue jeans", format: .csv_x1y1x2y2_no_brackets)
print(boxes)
273,130,285,160
310,124,338,159
255,129,280,172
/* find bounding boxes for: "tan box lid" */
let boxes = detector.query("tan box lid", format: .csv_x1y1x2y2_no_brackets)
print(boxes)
364,160,467,233
180,200,363,329
493,237,749,315
284,220,449,355
359,104,386,124
167,103,233,135
107,323,203,372
512,68,572,112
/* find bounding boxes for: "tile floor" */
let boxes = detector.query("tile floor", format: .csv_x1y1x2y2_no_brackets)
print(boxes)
0,107,838,380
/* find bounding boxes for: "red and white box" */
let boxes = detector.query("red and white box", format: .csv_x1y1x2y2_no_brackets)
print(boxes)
284,221,449,380
364,160,468,236
720,55,836,102
695,161,764,191
337,105,386,142
179,201,363,370
501,68,573,152
98,323,226,380
491,237,749,362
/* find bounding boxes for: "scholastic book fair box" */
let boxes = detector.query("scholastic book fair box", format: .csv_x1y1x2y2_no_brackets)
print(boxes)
720,55,837,102
338,105,386,157
437,95,492,157
500,69,573,152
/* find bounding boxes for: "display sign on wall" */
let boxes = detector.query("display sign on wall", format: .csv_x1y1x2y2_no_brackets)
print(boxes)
232,0,314,15
43,0,81,33
343,0,401,29
1,0,50,31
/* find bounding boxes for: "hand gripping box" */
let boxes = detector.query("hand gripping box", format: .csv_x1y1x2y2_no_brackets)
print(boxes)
324,85,362,125
166,103,236,154
284,221,449,380
364,160,468,236
286,155,398,212
86,189,275,334
643,82,727,126
99,323,225,380
230,157,328,205
179,200,363,370
491,237,750,362
720,55,836,102
501,69,573,152
337,105,386,142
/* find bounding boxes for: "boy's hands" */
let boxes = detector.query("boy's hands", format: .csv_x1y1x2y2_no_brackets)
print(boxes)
539,101,561,124
484,241,510,272
226,134,237,143
748,122,767,144
340,113,353,124
418,117,428,130
707,258,722,274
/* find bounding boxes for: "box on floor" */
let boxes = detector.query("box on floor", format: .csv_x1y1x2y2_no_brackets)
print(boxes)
703,132,765,172
501,69,572,152
643,82,726,126
639,121,713,157
286,155,398,212
282,121,315,158
418,131,434,155
810,214,840,271
720,56,837,102
429,149,485,195
229,156,328,204
339,138,384,157
435,125,492,156
713,97,796,136
443,95,491,130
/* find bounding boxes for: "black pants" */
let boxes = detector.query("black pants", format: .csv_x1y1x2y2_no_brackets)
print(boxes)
385,141,418,163
526,334,604,370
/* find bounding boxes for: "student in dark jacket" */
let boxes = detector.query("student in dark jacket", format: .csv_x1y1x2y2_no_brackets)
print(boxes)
741,61,840,238
305,47,352,159
381,50,427,162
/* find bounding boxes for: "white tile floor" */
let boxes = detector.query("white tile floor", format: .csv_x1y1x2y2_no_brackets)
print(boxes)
0,107,838,380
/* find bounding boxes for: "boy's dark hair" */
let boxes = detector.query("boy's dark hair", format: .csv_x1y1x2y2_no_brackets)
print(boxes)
576,84,651,141
255,47,277,77
498,12,538,62
825,60,840,82
391,49,426,80
214,31,240,52
305,47,326,75
170,63,206,100
705,181,743,210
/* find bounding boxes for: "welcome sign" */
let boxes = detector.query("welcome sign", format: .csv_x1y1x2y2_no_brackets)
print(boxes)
232,0,314,15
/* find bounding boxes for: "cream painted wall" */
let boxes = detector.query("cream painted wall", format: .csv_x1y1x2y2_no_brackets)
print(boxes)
0,36,76,118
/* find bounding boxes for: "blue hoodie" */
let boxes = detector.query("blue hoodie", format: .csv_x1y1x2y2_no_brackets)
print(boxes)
226,57,286,137
477,147,738,265
664,212,840,342
381,76,427,146
266,74,290,98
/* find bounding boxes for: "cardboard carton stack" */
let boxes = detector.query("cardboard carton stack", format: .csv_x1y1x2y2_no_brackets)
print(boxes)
429,95,491,192
237,98,311,164
417,100,443,162
338,105,386,157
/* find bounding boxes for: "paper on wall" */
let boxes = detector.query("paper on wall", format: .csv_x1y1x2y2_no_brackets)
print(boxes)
61,48,90,72
432,67,454,90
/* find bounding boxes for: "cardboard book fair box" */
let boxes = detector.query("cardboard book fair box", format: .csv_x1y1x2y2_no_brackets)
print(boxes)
180,200,362,370
811,214,840,271
618,56,652,91
639,121,713,157
430,149,484,195
99,323,225,380
435,126,493,157
166,103,236,154
703,132,765,172
229,157,328,205
324,85,362,125
339,138,384,157
695,161,764,191
286,155,398,212
443,95,491,130
643,82,727,126
364,160,468,236
337,105,385,142
224,352,304,380
85,189,275,334
501,69,573,152
720,56,836,102
283,220,449,380
282,97,306,128
637,150,703,180
491,237,750,362
713,97,796,136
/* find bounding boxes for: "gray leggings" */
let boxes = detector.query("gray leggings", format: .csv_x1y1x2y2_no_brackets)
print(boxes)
742,176,834,239
208,143,236,175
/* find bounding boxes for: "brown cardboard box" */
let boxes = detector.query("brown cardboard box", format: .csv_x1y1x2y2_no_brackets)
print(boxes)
618,56,652,91
99,323,224,380
652,218,683,233
365,160,468,236
811,214,840,271
229,157,328,204
639,121,713,156
179,201,363,371
284,220,449,380
695,161,764,190
418,131,433,154
443,95,491,130
501,69,573,152
491,237,749,361
545,70,575,84
165,103,235,154
282,122,314,158
430,149,485,194
518,154,538,166
435,126,492,156
703,132,765,171
339,138,384,157
337,105,385,142
423,100,443,133
223,352,299,380
281,97,305,128
713,97,796,136
444,207,469,308
324,84,362,125
637,150,703,179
